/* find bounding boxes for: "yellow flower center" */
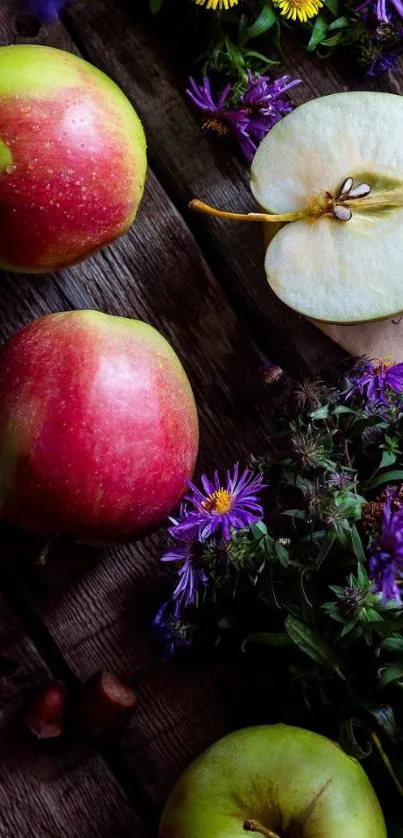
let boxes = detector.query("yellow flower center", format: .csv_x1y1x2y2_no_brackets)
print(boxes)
202,488,233,514
202,117,230,136
194,0,239,8
272,0,322,22
376,355,392,370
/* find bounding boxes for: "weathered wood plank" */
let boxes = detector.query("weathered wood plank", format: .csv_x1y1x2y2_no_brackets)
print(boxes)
0,1,269,809
62,0,347,375
0,587,145,837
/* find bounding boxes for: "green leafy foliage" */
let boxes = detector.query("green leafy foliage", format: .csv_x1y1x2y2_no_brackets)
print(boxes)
159,363,403,815
148,0,402,80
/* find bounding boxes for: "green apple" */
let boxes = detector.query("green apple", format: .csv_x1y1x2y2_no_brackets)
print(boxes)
159,725,386,838
191,92,403,325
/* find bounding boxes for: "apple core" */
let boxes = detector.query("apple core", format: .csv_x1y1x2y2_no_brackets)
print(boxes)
190,92,403,325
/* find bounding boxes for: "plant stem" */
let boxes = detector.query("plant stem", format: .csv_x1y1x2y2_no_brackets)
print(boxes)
243,818,281,838
36,539,52,566
371,731,403,798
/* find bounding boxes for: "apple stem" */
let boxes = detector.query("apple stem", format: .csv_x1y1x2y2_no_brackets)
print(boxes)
243,818,281,838
189,199,307,225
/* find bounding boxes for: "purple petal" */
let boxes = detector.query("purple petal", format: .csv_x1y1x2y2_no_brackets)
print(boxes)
217,83,232,110
24,0,66,18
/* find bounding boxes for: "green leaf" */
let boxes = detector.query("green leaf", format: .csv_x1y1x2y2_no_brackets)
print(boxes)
334,405,358,415
149,0,163,12
295,474,309,493
242,632,293,651
379,635,403,653
364,469,403,491
357,563,368,589
243,48,278,64
380,450,397,468
340,618,359,638
350,525,366,563
309,403,329,419
246,3,277,39
323,0,340,14
275,540,289,566
285,615,345,674
316,532,335,568
327,14,350,29
379,660,403,688
307,15,328,51
370,616,403,634
251,521,268,538
320,31,347,46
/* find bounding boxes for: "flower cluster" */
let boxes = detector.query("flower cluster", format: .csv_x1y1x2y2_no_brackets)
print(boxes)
186,72,301,162
153,354,403,799
346,356,403,403
150,0,402,114
153,466,265,648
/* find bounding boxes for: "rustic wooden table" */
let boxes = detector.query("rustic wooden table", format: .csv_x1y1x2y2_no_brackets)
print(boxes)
0,2,402,835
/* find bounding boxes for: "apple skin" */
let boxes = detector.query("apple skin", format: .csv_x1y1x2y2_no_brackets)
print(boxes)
0,45,146,272
0,311,199,542
160,725,387,838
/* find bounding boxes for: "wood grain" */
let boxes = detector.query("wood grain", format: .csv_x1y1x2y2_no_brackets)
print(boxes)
63,0,403,366
0,587,145,838
3,0,401,829
0,0,271,817
62,0,348,376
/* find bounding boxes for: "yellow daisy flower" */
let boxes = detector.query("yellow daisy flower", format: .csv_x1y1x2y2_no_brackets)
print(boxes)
193,0,239,9
272,0,323,22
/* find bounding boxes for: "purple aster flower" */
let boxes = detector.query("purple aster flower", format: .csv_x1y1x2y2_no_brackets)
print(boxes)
24,0,67,20
169,464,266,541
366,51,398,75
152,602,195,659
186,72,300,163
241,71,300,125
237,72,300,158
357,0,403,22
161,541,209,609
369,500,403,603
186,76,253,154
345,356,403,403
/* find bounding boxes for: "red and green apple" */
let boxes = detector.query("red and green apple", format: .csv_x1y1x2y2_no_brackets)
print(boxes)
0,311,199,542
0,44,146,272
160,725,387,838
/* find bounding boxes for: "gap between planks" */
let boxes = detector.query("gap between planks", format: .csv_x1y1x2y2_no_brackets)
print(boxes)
0,0,273,822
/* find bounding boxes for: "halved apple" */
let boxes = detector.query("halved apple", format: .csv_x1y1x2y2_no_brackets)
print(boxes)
192,92,403,325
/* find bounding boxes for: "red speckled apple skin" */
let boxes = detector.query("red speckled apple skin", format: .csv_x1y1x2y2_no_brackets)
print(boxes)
0,311,199,542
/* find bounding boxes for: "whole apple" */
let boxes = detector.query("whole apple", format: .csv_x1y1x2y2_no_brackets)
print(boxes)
160,725,386,838
0,45,146,272
0,311,199,541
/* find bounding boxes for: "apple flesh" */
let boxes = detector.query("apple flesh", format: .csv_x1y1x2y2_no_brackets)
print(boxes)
191,92,403,325
0,311,199,541
0,45,146,272
251,92,403,324
160,725,386,838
